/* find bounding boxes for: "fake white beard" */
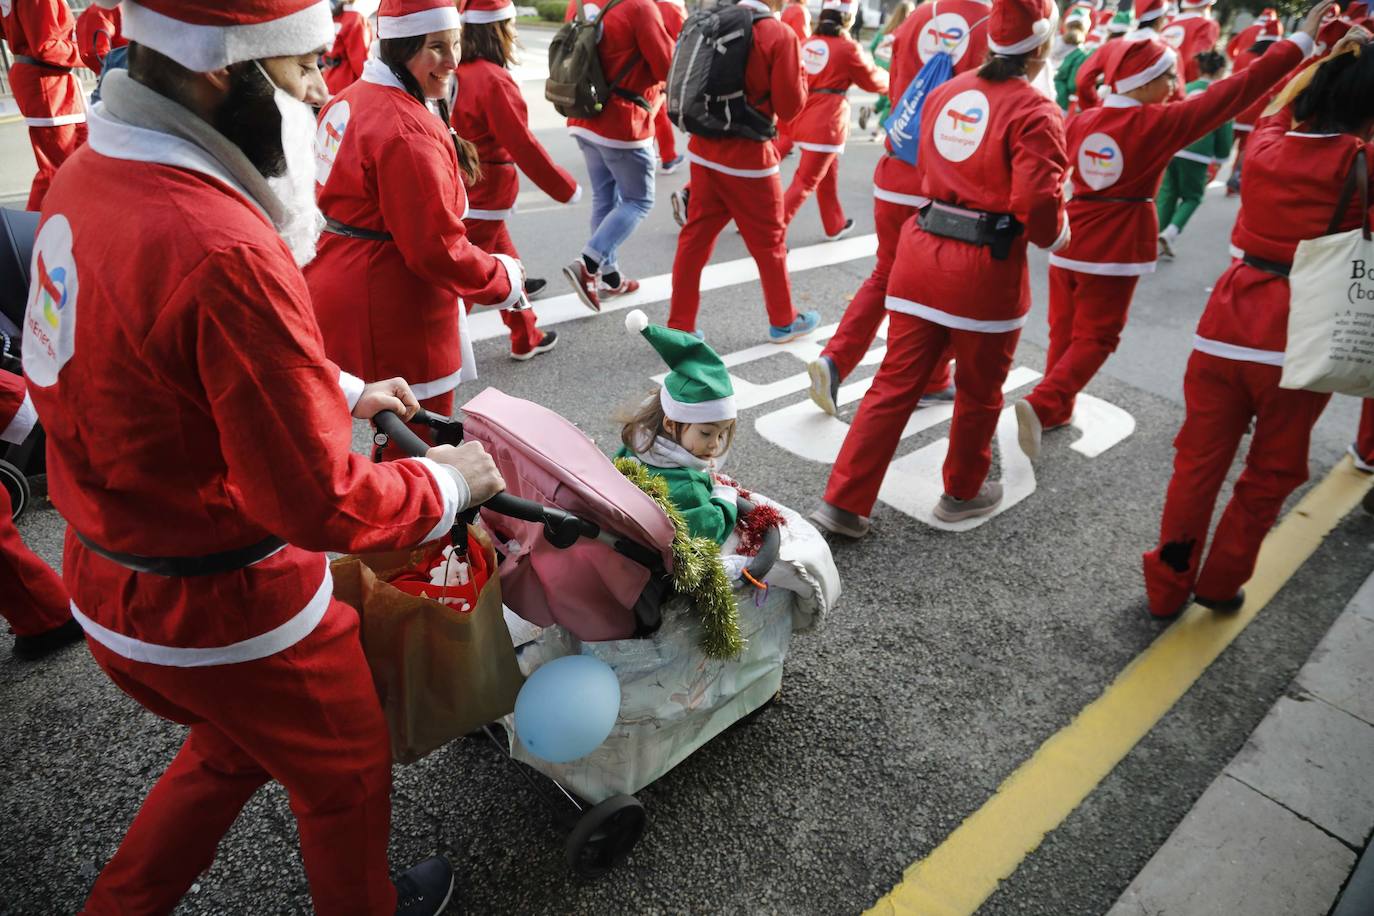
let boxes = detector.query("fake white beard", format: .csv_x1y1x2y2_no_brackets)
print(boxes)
255,63,326,267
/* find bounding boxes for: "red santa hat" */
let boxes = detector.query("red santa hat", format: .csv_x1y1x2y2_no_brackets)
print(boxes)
1109,37,1176,93
1258,6,1279,19
90,0,333,72
822,0,860,15
1256,16,1283,40
461,0,517,24
377,0,462,38
1348,1,1369,17
987,0,1059,55
1178,0,1214,10
1134,0,1169,25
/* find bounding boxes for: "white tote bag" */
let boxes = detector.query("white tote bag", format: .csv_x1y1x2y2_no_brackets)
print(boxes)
1282,149,1374,397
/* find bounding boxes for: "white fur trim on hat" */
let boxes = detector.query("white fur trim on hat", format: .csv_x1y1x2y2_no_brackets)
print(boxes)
659,385,738,423
1135,3,1167,22
1113,44,1175,92
462,5,517,22
378,7,463,38
988,2,1059,55
118,0,334,71
822,0,859,14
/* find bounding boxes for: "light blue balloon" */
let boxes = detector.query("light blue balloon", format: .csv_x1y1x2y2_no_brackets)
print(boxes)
514,655,621,764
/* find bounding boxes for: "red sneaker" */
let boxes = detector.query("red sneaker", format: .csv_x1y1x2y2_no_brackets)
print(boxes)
599,277,640,297
562,259,601,313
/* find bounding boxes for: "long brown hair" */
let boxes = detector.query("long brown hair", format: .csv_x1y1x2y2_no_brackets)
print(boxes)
880,1,914,38
617,389,737,455
461,19,520,68
378,35,482,183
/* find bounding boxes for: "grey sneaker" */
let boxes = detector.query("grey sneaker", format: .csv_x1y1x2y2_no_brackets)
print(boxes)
933,481,1004,523
918,384,956,407
809,501,871,538
808,355,840,416
1014,400,1042,460
1158,233,1175,260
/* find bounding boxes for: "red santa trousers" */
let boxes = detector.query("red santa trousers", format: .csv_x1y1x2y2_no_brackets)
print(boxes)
825,310,1019,512
653,105,679,165
27,122,87,211
1142,351,1330,617
462,218,542,355
0,485,71,636
1354,399,1374,469
82,601,396,916
782,150,846,236
1024,267,1140,428
820,195,953,391
668,163,796,331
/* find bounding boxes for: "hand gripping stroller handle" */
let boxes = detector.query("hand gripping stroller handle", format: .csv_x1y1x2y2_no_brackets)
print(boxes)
371,410,599,547
735,497,780,582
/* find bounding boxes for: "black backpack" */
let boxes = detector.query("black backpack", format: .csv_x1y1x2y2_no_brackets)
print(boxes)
666,2,775,141
546,0,650,119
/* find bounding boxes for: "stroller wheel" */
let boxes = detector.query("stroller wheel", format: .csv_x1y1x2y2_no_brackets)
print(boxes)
565,794,646,879
0,459,28,521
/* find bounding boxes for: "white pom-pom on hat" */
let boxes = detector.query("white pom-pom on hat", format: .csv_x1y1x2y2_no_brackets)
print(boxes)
625,309,650,334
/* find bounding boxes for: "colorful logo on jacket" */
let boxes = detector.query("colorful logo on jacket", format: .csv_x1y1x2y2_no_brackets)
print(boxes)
22,215,78,388
933,89,989,163
802,38,832,75
1160,23,1187,48
314,100,350,187
918,13,974,64
1078,131,1124,189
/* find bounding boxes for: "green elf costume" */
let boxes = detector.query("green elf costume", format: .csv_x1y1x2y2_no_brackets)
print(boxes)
1156,77,1233,257
615,310,740,545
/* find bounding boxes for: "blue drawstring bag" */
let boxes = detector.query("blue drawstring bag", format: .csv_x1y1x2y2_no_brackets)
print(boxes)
884,5,989,166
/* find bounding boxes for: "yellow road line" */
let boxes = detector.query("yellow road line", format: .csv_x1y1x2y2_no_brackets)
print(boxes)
869,455,1374,916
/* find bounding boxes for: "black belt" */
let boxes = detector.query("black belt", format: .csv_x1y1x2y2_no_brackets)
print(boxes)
324,216,393,241
814,88,847,95
1076,195,1154,203
75,530,287,577
1242,253,1291,278
13,55,72,73
480,159,515,166
918,200,1023,260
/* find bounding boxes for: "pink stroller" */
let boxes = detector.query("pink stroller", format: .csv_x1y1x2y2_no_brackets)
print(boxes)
373,390,822,879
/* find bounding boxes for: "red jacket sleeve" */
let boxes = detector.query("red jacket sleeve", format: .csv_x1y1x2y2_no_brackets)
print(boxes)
634,0,676,83
375,131,515,307
1009,103,1070,248
20,0,81,68
344,14,370,78
486,77,579,203
0,368,35,445
848,41,890,94
770,26,808,124
191,245,460,553
1075,47,1107,109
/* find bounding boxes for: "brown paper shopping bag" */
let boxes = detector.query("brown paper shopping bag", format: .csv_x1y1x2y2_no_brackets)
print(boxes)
331,526,524,764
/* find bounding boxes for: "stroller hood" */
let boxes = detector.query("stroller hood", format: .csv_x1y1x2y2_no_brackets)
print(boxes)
461,387,677,641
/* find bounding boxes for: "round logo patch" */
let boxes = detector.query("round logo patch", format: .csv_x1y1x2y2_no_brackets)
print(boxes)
0,0,11,17
22,215,78,389
932,89,989,163
802,38,831,75
314,100,350,187
918,13,974,64
584,2,603,18
1078,132,1125,190
1160,23,1187,49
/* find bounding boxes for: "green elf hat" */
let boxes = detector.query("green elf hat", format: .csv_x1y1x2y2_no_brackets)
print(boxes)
625,309,737,423
1107,9,1133,33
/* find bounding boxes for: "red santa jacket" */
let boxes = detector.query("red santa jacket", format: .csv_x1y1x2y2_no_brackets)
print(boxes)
325,8,372,96
452,58,579,218
687,0,806,176
1,0,85,128
1051,35,1309,277
781,1,811,41
307,59,520,401
74,4,125,76
1196,113,1374,364
24,97,465,663
1226,20,1266,59
563,0,675,147
888,71,1069,326
791,33,888,151
657,0,687,39
874,0,991,203
0,369,36,446
1160,11,1220,82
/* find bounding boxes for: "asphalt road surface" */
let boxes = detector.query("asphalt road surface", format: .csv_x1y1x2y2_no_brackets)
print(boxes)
2,35,1371,915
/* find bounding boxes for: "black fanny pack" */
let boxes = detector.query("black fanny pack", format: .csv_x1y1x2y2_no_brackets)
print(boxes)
919,200,1024,261
75,530,287,577
324,216,393,241
13,55,72,73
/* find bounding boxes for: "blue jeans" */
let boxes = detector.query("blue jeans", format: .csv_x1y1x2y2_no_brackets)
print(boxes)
576,137,655,274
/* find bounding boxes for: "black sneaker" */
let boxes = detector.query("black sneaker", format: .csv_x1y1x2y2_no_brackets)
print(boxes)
524,277,548,299
395,856,454,916
510,329,558,362
12,618,84,661
1195,589,1245,614
670,189,689,228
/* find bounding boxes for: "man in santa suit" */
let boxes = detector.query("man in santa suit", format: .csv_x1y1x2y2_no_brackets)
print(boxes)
0,0,87,210
804,0,994,422
75,2,127,75
1160,0,1221,82
665,0,818,343
23,0,503,911
1226,7,1279,60
323,0,372,95
1013,32,1315,462
1075,0,1171,109
654,0,688,173
814,0,1070,533
0,368,81,661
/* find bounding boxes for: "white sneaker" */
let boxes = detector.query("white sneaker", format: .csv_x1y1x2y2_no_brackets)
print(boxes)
1158,233,1175,260
1014,400,1042,460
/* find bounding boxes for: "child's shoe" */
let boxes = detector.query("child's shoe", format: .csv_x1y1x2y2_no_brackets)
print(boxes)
769,310,821,344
